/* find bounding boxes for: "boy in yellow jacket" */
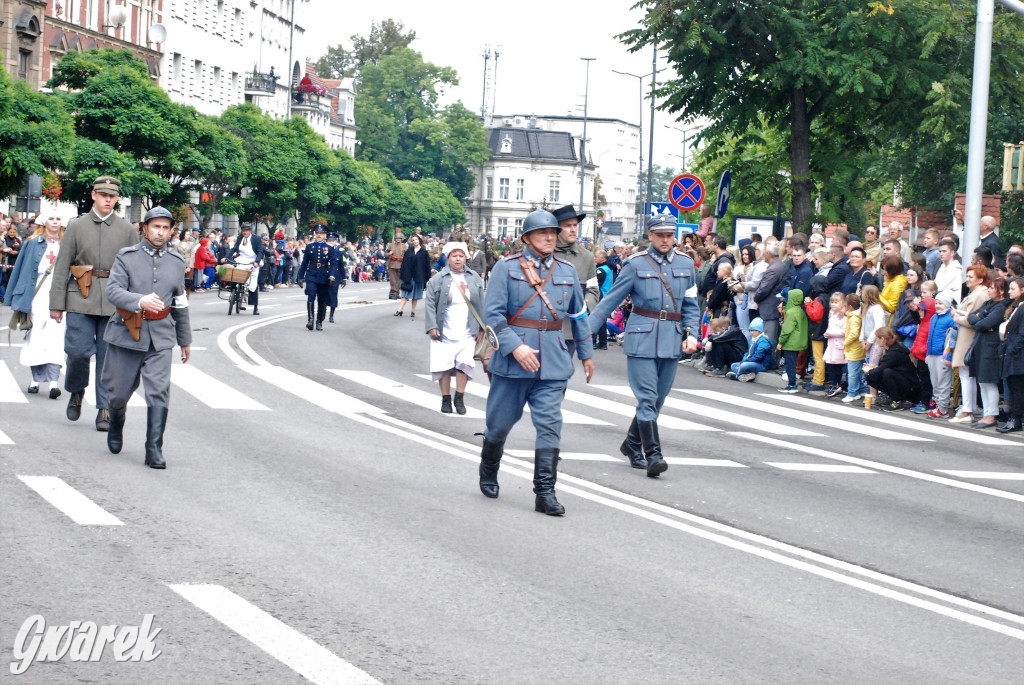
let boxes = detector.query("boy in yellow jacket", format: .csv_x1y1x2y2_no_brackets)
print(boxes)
843,292,867,402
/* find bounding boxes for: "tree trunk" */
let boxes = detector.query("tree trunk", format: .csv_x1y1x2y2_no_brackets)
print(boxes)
789,87,813,233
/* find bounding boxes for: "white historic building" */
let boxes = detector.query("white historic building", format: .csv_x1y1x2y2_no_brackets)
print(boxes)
491,114,641,239
465,125,595,240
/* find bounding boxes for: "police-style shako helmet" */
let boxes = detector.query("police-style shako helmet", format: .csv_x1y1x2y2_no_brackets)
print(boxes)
327,232,339,242
521,209,560,236
142,206,175,226
646,214,676,233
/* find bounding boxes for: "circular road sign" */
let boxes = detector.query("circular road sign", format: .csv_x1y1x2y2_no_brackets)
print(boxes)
668,174,705,212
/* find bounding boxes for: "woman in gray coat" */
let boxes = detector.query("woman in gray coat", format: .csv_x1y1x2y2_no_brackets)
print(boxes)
424,242,485,414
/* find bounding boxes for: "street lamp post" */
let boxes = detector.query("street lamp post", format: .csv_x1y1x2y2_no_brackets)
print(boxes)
612,58,664,238
579,58,595,219
665,124,707,172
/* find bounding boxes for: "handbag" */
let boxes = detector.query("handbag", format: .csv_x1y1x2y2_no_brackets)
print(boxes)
454,276,498,362
7,262,54,341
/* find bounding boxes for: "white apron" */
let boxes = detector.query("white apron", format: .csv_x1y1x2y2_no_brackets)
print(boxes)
20,240,66,368
235,237,259,292
429,273,476,380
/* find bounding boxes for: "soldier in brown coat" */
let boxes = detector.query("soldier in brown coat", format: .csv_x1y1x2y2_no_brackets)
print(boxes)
386,231,407,299
49,176,139,431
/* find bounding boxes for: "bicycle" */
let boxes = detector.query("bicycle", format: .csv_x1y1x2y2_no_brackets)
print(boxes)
216,262,252,315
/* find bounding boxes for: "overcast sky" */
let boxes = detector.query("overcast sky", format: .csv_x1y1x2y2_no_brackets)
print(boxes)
304,0,701,172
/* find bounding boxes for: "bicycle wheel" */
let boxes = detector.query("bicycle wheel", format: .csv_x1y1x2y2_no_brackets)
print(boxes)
228,286,236,315
234,287,243,314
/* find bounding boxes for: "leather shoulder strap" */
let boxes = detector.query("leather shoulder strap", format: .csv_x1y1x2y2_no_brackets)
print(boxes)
643,254,678,313
510,258,557,322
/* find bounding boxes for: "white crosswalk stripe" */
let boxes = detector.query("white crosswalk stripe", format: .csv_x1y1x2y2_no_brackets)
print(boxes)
766,393,1018,447
936,471,1024,480
594,384,824,437
0,427,13,445
0,361,28,403
564,388,718,432
665,457,748,467
766,463,877,473
247,365,383,415
414,374,611,425
332,369,485,418
18,476,124,525
170,365,268,410
677,389,928,442
168,584,380,685
506,449,623,462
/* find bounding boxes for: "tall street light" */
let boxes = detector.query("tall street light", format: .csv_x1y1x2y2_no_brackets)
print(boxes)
612,61,664,237
665,124,707,171
579,58,596,220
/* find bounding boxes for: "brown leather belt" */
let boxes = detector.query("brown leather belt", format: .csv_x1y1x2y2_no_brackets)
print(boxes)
93,269,111,278
508,316,562,331
142,307,171,321
632,306,681,321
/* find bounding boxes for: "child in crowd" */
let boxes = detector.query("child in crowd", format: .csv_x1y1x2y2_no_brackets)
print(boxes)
859,285,886,404
605,306,625,343
843,293,867,403
777,289,808,393
706,262,735,321
802,274,831,392
727,317,773,382
823,291,848,397
703,317,749,378
924,294,956,418
908,288,937,413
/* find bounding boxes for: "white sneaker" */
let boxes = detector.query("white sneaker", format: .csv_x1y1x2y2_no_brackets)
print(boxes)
841,394,864,403
738,372,757,382
948,414,976,424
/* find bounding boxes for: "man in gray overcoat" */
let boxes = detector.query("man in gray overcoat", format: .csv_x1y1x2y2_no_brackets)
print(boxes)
101,207,191,469
552,204,600,356
49,176,139,431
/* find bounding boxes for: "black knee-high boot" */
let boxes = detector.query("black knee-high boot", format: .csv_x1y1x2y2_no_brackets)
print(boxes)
306,302,315,330
479,438,503,498
533,448,565,516
316,303,326,330
106,402,127,454
638,420,667,478
144,407,168,469
620,417,646,469
329,307,336,323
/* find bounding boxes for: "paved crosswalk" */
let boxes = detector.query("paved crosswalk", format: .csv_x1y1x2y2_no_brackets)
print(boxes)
0,361,28,403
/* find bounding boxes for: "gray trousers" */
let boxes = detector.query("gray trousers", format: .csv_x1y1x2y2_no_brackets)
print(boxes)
485,376,567,449
627,357,679,422
64,313,110,409
925,355,953,412
100,343,173,409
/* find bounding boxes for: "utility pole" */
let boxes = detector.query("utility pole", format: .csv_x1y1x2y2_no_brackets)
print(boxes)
579,57,595,220
613,65,663,238
480,48,491,120
645,44,657,229
491,47,501,118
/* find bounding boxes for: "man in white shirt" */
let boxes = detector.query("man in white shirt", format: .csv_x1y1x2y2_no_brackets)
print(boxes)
888,221,912,263
933,238,963,305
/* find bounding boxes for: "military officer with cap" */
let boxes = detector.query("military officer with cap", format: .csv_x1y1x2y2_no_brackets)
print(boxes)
552,204,600,356
297,224,339,330
326,231,347,322
588,214,700,477
101,207,191,469
478,209,595,516
49,175,140,431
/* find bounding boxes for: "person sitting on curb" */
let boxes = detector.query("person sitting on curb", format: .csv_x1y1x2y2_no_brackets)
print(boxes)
703,317,749,377
727,317,772,382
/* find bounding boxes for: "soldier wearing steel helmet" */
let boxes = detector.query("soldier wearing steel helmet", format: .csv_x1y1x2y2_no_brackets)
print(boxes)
100,206,192,469
477,209,595,517
588,214,700,478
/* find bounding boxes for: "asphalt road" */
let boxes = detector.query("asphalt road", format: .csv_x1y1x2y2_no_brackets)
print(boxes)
2,280,1022,684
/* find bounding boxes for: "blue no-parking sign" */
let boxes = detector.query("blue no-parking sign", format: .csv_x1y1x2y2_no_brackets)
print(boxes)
668,174,705,212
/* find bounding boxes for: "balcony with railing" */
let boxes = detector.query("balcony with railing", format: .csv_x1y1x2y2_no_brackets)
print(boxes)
292,80,329,111
244,72,278,96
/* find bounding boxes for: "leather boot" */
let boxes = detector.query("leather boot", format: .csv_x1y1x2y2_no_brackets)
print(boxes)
441,395,453,413
453,391,467,415
996,416,1022,434
620,417,646,469
479,438,503,498
533,448,565,516
95,409,110,432
329,308,336,323
144,406,168,469
316,304,326,331
306,302,315,330
638,420,667,478
106,404,127,454
67,391,84,421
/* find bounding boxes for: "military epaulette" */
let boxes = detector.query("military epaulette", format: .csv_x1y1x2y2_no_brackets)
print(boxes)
627,250,649,260
117,244,141,256
502,252,523,261
167,250,185,262
552,255,574,267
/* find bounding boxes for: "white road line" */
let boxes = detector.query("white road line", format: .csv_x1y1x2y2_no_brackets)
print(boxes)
167,584,379,685
170,366,269,410
565,388,718,432
414,374,611,425
766,393,1019,447
339,411,1024,641
506,449,623,462
0,361,28,403
664,457,748,467
332,370,485,418
937,471,1024,481
0,427,13,445
595,384,823,437
766,463,877,473
18,476,123,525
677,389,927,442
730,432,1024,503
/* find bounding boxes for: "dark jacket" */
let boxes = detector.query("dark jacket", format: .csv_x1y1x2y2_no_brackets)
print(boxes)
399,246,431,287
229,233,265,264
871,342,919,389
841,267,874,295
826,256,851,296
701,251,736,296
967,298,1010,384
788,260,815,298
706,279,733,318
1002,302,1024,377
753,258,787,321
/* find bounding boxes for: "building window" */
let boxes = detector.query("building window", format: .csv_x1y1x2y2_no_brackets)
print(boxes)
498,178,509,200
516,179,524,200
514,218,523,235
485,176,493,199
18,51,30,80
484,217,491,234
549,180,560,203
498,218,508,237
172,53,182,85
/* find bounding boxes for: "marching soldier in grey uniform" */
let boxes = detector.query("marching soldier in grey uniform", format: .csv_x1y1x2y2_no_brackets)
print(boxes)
589,215,700,477
101,207,191,469
49,176,139,431
552,204,600,357
478,209,595,516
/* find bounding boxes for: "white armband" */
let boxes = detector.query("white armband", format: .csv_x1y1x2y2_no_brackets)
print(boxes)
569,305,588,320
685,284,698,298
585,277,599,289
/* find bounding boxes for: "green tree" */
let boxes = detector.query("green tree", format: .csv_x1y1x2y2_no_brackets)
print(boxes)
313,19,417,78
184,116,248,231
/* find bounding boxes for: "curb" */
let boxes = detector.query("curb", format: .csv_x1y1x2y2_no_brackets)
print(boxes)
680,358,787,389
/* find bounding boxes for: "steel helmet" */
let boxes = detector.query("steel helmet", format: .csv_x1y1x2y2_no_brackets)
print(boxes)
142,206,175,225
521,209,560,236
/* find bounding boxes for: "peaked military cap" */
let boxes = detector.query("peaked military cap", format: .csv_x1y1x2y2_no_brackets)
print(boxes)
93,176,122,194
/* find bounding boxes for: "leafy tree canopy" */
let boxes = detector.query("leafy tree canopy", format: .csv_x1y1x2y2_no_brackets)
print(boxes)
313,19,416,79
